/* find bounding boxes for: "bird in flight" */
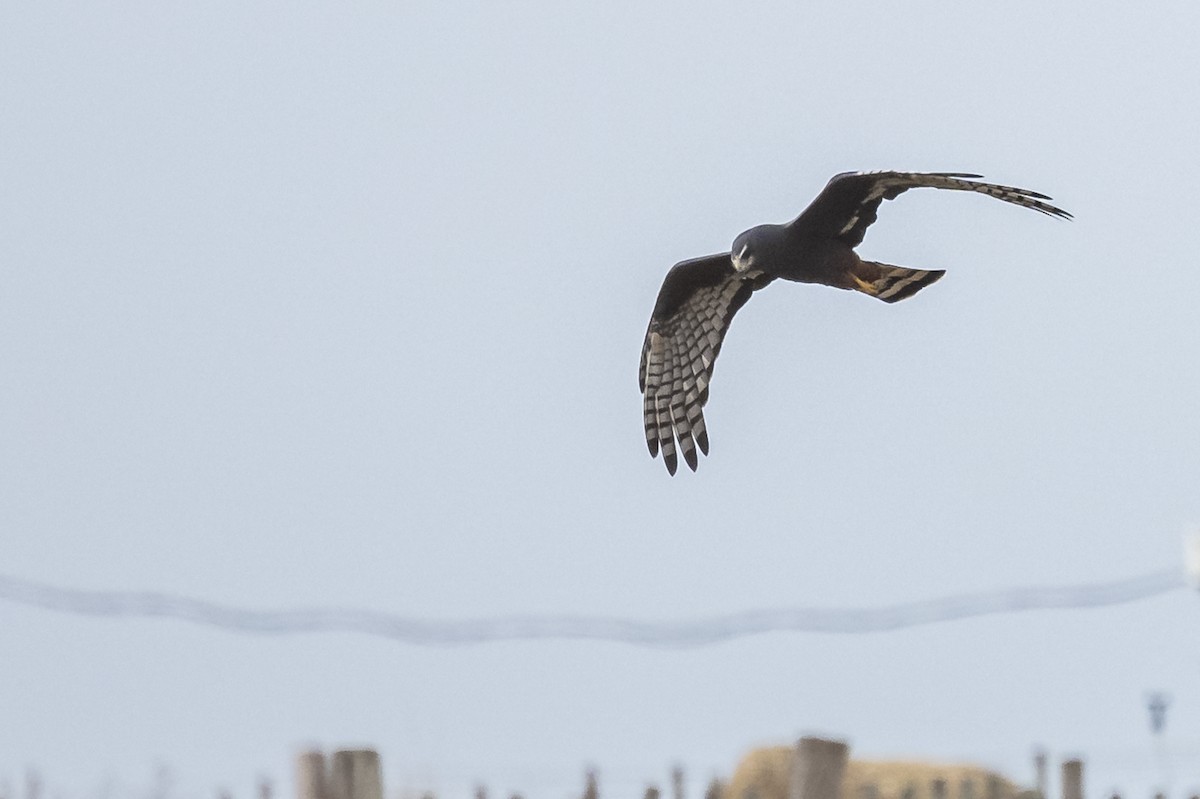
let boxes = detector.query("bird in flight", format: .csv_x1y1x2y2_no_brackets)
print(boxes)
639,170,1071,475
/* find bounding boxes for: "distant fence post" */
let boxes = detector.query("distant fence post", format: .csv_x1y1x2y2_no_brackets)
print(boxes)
296,751,328,799
1061,759,1083,799
1033,751,1047,799
25,770,41,799
931,778,947,799
789,736,849,799
330,750,382,799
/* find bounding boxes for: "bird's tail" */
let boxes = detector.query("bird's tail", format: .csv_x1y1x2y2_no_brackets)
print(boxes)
854,261,946,303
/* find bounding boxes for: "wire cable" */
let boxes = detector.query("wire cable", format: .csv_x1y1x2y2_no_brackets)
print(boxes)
0,569,1185,648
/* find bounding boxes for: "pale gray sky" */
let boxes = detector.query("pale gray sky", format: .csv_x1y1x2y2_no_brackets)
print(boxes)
2,2,1199,798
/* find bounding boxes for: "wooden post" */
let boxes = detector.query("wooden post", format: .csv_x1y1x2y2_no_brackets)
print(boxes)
790,737,849,799
644,786,661,799
330,750,382,799
1033,751,1047,799
583,769,598,799
1061,760,1083,799
25,770,41,799
296,752,328,799
931,779,947,799
673,766,685,799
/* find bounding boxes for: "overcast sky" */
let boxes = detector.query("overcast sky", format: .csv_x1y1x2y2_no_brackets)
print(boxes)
3,2,1200,798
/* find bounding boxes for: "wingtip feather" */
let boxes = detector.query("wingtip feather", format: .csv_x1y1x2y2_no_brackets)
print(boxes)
682,446,698,472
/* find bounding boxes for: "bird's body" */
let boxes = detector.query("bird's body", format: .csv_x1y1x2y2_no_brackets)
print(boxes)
738,226,858,287
639,170,1071,475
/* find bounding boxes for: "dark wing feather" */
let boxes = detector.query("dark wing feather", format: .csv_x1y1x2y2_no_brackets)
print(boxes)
639,254,773,475
791,171,1072,248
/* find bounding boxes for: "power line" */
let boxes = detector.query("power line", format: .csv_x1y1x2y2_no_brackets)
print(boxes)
0,569,1185,648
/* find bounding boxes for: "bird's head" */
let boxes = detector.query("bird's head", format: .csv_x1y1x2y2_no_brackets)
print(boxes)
731,225,784,273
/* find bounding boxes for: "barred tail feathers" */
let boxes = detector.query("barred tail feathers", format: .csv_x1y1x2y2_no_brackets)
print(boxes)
856,261,945,303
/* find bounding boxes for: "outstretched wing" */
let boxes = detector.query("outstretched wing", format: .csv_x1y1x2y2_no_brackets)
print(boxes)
791,171,1072,248
639,254,773,475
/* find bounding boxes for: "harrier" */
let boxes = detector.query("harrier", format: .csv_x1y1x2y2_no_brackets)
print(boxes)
639,170,1070,475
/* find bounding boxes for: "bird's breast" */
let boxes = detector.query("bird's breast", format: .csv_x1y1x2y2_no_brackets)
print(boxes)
768,237,858,287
